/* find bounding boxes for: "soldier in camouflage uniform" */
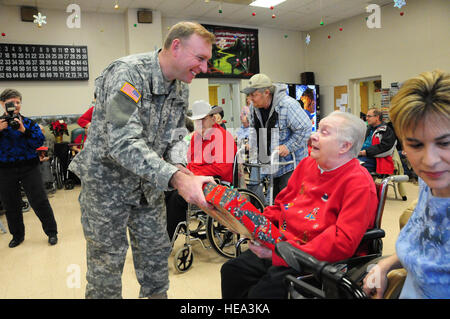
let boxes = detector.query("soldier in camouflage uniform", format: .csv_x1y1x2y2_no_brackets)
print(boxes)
69,22,215,299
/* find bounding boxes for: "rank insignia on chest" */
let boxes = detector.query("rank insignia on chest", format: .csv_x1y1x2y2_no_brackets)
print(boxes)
120,82,141,103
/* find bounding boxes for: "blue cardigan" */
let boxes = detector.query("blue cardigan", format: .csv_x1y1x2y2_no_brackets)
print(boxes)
0,115,44,167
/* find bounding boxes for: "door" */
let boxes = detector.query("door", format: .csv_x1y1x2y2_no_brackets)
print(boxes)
209,85,218,106
360,82,369,114
208,79,241,131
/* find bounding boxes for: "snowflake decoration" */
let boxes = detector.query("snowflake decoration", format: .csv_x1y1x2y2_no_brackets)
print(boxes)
33,12,47,27
305,34,311,45
393,0,406,9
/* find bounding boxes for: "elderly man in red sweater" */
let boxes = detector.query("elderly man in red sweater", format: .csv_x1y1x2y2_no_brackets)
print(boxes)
166,100,237,241
221,111,378,299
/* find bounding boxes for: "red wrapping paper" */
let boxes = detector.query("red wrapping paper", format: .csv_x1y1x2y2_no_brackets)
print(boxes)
202,182,285,250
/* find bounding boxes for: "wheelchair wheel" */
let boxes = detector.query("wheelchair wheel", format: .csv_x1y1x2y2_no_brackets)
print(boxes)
53,157,64,189
21,199,30,213
174,245,194,273
206,188,265,259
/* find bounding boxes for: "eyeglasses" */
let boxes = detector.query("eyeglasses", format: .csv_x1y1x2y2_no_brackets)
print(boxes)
366,115,376,118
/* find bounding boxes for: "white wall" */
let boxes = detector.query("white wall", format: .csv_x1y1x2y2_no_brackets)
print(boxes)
0,4,128,116
304,0,450,116
125,9,162,55
9,1,448,119
0,5,305,117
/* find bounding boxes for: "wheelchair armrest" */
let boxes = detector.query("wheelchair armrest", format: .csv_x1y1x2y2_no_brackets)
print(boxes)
361,228,385,242
235,237,250,256
275,241,328,275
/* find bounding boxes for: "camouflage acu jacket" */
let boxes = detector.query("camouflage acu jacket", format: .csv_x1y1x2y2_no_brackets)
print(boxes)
69,50,188,206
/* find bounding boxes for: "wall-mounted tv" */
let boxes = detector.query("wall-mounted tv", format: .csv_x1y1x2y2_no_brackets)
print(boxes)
286,84,320,132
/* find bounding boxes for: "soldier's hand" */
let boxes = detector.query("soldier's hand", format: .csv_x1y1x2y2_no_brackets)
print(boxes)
170,171,215,209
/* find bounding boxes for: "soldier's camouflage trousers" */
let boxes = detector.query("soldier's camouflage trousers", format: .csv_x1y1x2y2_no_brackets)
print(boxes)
79,184,171,299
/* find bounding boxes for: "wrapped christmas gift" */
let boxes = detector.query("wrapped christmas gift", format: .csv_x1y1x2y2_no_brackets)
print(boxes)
202,182,285,250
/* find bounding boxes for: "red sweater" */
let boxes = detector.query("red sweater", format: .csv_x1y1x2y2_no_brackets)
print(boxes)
265,156,378,266
187,124,237,183
77,106,94,128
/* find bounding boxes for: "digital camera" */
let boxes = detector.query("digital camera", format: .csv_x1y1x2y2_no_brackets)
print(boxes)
0,101,20,130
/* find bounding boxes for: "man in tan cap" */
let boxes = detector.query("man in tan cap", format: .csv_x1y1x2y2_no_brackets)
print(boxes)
242,73,312,201
166,100,237,241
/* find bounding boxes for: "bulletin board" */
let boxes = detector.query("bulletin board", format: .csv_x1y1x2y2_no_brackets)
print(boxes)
0,43,89,81
334,85,348,111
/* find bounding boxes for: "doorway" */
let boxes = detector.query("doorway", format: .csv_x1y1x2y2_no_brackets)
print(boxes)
208,79,242,131
348,76,382,116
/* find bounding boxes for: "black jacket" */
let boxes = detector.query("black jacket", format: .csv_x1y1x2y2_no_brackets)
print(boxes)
364,123,397,158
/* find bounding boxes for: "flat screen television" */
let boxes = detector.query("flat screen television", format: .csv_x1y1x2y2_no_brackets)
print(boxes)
286,84,320,132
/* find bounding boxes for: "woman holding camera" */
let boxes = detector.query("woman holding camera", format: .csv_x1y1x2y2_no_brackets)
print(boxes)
0,89,58,248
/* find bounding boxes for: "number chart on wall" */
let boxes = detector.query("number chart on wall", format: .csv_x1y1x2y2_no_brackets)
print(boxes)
0,43,89,81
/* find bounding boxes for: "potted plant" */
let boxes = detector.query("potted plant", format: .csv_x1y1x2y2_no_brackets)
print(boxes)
49,120,69,143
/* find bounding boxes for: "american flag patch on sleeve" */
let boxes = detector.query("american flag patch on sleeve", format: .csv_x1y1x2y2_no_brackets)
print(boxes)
120,82,141,103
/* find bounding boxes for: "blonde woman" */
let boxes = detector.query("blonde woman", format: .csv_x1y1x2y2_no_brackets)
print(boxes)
363,70,450,298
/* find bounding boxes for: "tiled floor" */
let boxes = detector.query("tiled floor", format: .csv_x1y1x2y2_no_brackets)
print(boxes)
0,181,418,299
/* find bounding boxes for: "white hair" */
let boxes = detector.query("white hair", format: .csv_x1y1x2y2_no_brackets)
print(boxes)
327,111,367,158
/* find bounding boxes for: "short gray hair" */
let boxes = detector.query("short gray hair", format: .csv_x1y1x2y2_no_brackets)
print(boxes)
327,111,367,158
256,86,275,94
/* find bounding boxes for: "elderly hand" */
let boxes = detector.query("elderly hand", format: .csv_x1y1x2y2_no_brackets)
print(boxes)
278,145,290,157
175,164,194,176
248,241,272,259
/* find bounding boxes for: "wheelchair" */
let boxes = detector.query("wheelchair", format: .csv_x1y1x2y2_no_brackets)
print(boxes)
171,146,265,273
246,149,297,206
51,128,84,191
277,175,409,299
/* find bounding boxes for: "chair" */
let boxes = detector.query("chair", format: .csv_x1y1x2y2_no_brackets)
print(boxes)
379,201,415,298
70,127,85,143
371,151,408,200
279,175,409,299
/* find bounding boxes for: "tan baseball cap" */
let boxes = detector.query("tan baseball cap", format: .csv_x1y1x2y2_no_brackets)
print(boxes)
240,73,273,95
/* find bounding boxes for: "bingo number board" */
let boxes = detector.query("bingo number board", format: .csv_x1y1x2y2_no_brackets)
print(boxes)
0,43,89,81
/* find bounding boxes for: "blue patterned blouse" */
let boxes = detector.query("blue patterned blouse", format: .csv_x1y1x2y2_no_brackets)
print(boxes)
396,178,450,298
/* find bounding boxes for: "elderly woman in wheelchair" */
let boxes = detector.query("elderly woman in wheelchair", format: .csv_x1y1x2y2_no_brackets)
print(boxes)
221,111,379,298
276,70,449,299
